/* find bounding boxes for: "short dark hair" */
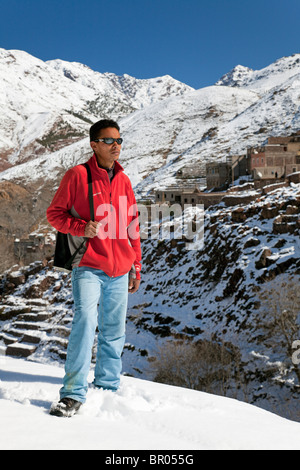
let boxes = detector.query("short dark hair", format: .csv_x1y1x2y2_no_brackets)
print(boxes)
89,119,120,142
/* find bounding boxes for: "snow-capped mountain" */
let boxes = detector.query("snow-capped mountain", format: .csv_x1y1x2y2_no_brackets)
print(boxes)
1,50,299,197
123,54,300,195
47,58,192,109
0,84,259,190
215,64,254,87
0,48,193,169
216,54,300,92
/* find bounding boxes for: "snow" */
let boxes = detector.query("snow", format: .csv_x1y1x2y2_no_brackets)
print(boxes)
0,356,300,450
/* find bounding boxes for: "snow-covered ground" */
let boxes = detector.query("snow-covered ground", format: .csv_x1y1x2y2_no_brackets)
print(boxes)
1,356,300,450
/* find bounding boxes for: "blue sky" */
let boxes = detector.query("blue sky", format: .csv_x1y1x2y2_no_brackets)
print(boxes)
0,0,299,89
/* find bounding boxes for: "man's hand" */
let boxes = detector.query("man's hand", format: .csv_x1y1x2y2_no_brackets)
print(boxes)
85,221,100,238
128,277,140,294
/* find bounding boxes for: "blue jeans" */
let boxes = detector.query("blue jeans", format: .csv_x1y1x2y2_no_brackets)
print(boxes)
60,267,128,403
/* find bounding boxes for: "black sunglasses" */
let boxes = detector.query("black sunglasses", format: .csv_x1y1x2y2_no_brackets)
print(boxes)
93,138,123,145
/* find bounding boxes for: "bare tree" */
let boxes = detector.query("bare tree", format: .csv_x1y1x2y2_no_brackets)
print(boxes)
151,336,242,397
256,274,300,384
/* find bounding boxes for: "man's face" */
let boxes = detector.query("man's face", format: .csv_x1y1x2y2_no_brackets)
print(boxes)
90,127,122,168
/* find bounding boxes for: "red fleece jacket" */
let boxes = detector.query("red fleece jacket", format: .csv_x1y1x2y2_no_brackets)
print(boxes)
47,153,142,279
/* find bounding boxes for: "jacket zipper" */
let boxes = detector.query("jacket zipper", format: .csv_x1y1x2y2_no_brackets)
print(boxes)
108,171,120,278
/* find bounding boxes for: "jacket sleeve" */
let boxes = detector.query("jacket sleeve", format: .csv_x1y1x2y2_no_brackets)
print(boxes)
46,168,87,237
127,184,142,280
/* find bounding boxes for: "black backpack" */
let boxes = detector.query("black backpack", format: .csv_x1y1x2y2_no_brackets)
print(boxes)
53,162,94,272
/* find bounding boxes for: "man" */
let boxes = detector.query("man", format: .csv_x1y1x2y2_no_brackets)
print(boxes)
47,119,141,417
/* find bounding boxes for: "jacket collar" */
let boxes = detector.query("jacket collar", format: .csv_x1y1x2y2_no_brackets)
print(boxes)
89,153,124,176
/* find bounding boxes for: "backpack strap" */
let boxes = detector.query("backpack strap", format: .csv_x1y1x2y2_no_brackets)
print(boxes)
57,163,94,271
83,162,94,222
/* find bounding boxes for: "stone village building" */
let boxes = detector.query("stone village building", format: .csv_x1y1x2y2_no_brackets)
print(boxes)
155,133,300,208
14,233,54,266
248,135,300,180
205,134,300,190
206,154,249,190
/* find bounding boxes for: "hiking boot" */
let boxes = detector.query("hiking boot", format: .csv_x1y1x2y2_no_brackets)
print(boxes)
49,397,82,417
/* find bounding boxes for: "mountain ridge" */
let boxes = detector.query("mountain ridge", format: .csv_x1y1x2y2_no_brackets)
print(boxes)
215,53,300,91
1,49,299,197
0,48,193,169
